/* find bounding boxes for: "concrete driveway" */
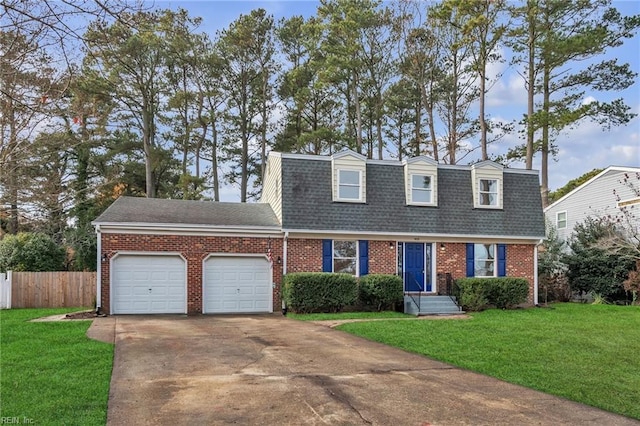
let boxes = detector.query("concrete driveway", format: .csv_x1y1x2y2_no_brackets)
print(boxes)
102,315,638,425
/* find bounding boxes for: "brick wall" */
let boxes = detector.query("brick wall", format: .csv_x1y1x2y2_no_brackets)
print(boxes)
436,242,536,304
101,234,537,314
285,238,396,274
506,244,536,304
100,233,283,315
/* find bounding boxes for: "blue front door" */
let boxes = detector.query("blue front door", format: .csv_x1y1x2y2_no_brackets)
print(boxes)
404,243,432,292
405,243,424,292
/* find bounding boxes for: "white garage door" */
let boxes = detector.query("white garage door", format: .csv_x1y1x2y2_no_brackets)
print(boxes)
203,257,271,314
112,255,186,314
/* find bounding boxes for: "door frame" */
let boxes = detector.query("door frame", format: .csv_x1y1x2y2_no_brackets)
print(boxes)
399,242,436,294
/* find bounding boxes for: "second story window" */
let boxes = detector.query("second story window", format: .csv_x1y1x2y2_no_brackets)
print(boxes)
338,169,361,201
411,174,433,204
557,211,567,229
479,179,499,206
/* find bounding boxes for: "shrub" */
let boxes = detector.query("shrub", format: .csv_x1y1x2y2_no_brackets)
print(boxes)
488,278,530,309
456,279,489,312
456,277,529,311
539,273,571,303
282,272,357,313
358,274,403,311
564,218,635,300
0,232,66,272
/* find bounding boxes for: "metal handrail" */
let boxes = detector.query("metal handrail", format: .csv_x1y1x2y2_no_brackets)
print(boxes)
438,272,462,311
404,272,424,315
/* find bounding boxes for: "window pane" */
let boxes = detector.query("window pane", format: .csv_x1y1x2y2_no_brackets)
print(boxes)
480,191,497,205
557,212,567,228
333,240,356,258
474,260,495,276
480,179,497,192
339,185,360,200
412,189,431,203
474,244,495,277
412,175,431,189
334,258,357,275
339,170,360,185
475,244,495,260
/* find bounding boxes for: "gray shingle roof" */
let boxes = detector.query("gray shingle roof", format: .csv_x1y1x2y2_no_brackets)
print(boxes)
280,157,546,238
93,196,280,228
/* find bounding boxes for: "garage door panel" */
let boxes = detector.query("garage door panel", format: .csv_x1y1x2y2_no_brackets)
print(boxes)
112,255,186,314
204,257,271,314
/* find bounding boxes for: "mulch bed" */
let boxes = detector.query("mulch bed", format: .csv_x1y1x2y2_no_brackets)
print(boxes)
64,310,100,320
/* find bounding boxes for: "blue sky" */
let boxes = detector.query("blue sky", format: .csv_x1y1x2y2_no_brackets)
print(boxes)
155,0,639,200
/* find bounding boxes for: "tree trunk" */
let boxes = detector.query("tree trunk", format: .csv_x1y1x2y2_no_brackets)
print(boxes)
479,61,487,161
353,72,363,155
541,61,550,208
525,0,536,170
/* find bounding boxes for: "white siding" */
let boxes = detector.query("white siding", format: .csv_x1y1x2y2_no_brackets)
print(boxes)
332,153,367,202
544,168,640,242
261,153,283,222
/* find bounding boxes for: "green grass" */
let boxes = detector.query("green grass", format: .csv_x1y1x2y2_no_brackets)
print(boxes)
287,310,411,321
0,308,114,425
336,303,640,420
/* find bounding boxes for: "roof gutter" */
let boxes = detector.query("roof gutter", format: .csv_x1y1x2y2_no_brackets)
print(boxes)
94,222,283,236
282,228,545,243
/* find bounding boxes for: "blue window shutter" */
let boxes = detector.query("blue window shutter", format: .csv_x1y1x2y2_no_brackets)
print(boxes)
497,244,507,277
359,240,369,276
322,240,332,272
466,243,475,277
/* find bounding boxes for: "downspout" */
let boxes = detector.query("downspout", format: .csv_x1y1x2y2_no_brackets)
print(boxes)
534,239,543,306
282,231,289,314
283,231,289,275
95,224,102,313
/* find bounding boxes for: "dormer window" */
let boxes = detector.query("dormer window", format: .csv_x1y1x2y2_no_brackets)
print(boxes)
332,150,367,203
478,179,498,206
338,169,362,201
404,156,438,206
411,174,433,204
472,161,503,209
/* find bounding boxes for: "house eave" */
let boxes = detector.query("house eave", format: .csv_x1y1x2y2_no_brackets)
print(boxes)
92,221,282,236
282,228,544,243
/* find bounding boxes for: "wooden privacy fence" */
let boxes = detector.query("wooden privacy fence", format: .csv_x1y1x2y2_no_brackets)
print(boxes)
5,271,96,309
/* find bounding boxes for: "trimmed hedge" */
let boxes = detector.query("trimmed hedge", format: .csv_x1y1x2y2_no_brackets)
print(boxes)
282,272,358,313
358,274,403,311
455,277,529,311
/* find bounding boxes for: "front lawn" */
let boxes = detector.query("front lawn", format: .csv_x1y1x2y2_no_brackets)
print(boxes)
336,303,640,420
0,308,114,425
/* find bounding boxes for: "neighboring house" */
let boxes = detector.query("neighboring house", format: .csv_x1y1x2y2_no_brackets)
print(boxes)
544,166,640,243
93,149,545,315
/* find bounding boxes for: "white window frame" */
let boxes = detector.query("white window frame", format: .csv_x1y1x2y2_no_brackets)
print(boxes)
333,240,358,276
474,243,496,277
556,211,567,229
478,178,499,207
337,169,363,202
410,174,434,205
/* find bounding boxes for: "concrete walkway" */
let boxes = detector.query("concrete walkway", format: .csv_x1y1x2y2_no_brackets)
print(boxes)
94,315,638,426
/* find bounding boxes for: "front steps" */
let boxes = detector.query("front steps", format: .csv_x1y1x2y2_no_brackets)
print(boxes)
404,295,464,316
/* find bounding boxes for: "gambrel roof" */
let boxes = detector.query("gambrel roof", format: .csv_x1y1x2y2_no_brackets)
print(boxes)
279,154,545,239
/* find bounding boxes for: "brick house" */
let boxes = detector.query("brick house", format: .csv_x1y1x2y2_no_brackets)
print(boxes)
93,150,545,315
